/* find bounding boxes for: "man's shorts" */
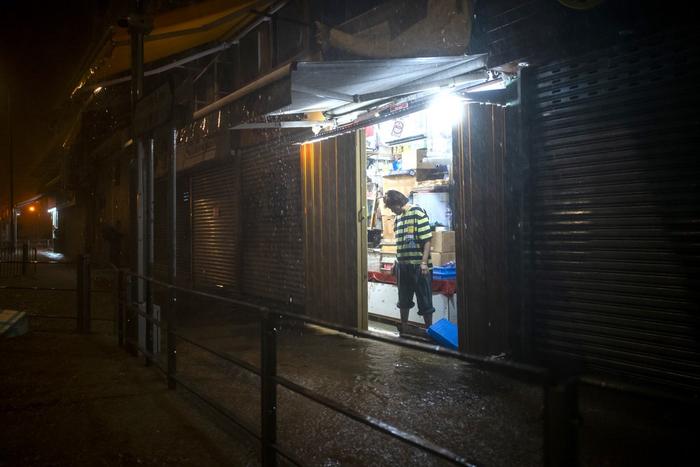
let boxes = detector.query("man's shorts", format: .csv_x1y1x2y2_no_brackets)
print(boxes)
395,262,435,316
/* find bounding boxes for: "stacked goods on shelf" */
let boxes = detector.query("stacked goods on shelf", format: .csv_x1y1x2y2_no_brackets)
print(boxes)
380,243,397,254
382,174,416,197
367,250,382,272
416,148,451,170
432,263,456,279
430,230,456,268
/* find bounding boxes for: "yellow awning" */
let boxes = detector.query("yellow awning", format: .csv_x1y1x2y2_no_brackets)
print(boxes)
75,0,276,91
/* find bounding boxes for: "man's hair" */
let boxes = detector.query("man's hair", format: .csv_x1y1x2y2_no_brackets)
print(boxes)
384,190,408,207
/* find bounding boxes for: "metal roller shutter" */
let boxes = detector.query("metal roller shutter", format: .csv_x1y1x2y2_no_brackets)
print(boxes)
153,175,192,286
177,177,193,287
153,179,168,281
239,136,304,306
191,163,241,292
527,29,700,392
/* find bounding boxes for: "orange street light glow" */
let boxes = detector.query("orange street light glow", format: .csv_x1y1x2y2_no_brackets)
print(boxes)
28,206,36,212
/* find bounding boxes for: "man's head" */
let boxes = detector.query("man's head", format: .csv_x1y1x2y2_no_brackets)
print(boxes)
383,190,408,215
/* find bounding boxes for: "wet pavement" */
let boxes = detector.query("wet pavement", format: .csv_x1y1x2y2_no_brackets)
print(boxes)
4,259,699,466
165,303,544,467
0,251,116,335
0,332,257,466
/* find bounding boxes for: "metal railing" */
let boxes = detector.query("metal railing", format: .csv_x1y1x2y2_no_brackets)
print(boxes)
118,270,574,467
0,253,114,333
0,242,37,277
6,256,696,465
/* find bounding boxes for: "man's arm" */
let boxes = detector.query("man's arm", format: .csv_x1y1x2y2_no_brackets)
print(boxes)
415,208,432,276
420,239,431,276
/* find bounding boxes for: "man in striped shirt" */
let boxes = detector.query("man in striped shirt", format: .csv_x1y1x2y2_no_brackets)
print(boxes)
384,190,435,333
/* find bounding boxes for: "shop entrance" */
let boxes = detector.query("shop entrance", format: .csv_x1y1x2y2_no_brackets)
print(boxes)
364,102,461,344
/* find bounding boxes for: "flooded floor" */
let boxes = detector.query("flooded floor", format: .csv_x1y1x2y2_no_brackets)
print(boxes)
164,303,543,467
5,261,698,466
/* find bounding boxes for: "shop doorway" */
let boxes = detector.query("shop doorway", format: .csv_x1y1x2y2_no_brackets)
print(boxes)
364,103,461,342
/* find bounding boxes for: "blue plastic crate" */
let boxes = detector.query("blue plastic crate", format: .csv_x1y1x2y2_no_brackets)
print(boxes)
433,271,456,279
433,264,456,274
427,318,458,349
432,264,456,279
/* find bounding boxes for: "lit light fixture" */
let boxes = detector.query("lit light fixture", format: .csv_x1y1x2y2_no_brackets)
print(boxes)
28,206,36,212
93,86,104,94
427,92,465,128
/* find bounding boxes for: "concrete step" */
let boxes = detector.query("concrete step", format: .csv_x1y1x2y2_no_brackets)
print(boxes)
0,309,29,338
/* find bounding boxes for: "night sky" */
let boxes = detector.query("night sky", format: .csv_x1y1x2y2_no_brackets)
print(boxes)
0,1,118,208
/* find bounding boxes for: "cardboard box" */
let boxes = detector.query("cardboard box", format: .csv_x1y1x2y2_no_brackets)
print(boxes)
431,252,455,266
380,243,397,254
383,174,416,197
431,231,455,253
381,215,396,240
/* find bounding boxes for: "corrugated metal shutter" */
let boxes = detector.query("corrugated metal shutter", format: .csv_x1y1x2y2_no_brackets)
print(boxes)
527,29,700,392
177,178,193,287
191,163,241,292
239,136,304,305
153,179,168,281
153,175,192,286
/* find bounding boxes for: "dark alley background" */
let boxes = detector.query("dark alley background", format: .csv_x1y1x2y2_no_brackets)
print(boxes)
0,1,120,206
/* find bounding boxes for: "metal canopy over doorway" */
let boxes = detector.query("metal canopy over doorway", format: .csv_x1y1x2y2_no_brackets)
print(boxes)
194,54,489,125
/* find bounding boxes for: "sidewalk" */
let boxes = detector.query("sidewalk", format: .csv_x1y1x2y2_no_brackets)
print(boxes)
0,332,256,467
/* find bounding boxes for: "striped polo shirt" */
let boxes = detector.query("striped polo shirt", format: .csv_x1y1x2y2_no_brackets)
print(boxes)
395,205,432,265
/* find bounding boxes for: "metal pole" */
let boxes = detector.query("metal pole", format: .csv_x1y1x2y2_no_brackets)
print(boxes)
125,274,138,356
129,0,148,355
21,242,28,276
77,254,91,333
261,312,278,467
145,138,154,365
167,127,177,389
7,90,15,249
118,269,125,347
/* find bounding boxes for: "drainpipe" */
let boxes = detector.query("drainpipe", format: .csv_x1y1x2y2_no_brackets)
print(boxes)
123,0,152,348
7,90,15,248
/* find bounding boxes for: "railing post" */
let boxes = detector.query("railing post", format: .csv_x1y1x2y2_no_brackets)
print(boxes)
166,286,177,389
145,277,153,366
117,269,125,347
125,274,138,357
76,254,91,333
543,378,578,467
261,311,278,467
21,241,28,275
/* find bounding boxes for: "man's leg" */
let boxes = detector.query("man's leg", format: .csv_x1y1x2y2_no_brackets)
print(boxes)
396,263,416,333
400,308,410,329
423,310,433,328
416,268,435,329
